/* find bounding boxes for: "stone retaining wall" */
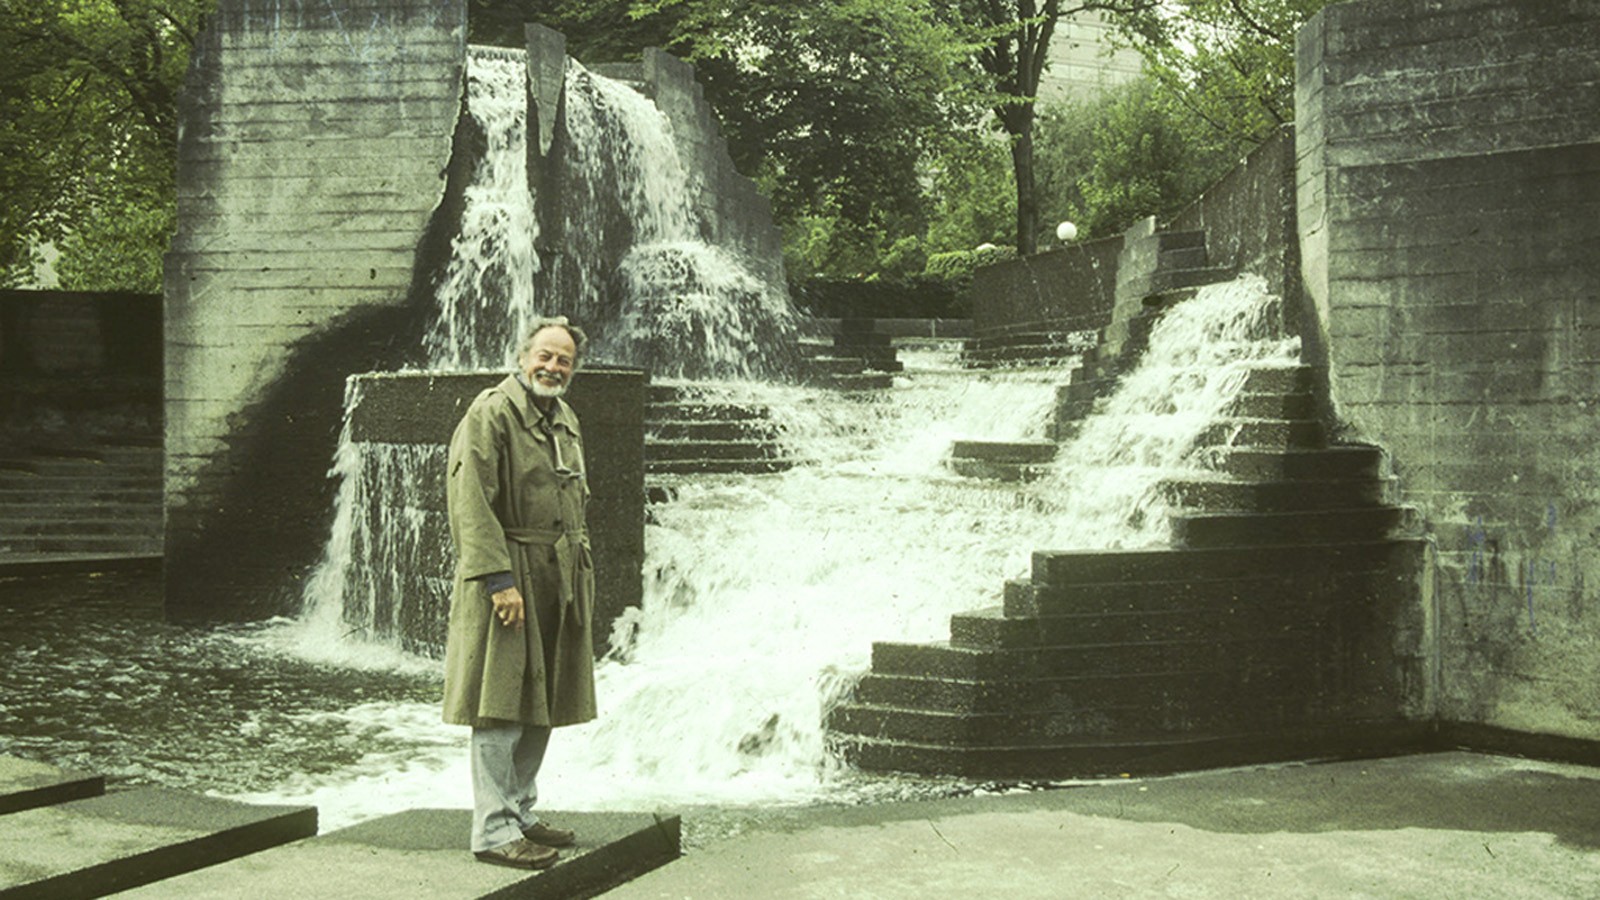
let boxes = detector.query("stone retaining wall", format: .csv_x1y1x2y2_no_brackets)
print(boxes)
165,0,466,617
1297,0,1600,743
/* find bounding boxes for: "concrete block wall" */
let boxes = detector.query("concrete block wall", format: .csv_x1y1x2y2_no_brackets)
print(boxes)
1297,0,1600,743
1169,125,1304,340
165,0,466,617
967,236,1123,340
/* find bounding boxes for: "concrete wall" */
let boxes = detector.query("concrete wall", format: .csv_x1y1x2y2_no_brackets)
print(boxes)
1169,126,1306,344
641,48,786,289
1297,0,1600,743
165,0,466,617
967,236,1123,340
0,290,160,424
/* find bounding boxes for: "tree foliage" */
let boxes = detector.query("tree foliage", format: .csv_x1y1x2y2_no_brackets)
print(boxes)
1112,0,1333,145
1034,75,1246,241
940,1,1161,256
631,0,983,280
0,0,208,291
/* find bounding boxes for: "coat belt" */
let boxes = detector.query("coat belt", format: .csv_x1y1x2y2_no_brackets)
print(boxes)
501,526,590,626
502,526,583,545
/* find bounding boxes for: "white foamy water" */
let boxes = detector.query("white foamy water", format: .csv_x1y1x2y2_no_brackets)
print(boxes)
422,49,540,371
246,277,1298,830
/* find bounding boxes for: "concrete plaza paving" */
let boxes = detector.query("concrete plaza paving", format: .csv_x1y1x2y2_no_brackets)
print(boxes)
603,751,1600,899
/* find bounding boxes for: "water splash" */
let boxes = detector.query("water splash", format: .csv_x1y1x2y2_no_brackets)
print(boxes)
260,276,1300,828
1033,273,1301,549
556,62,798,378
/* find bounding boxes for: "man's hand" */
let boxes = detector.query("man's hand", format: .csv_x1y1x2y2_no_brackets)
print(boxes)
490,586,525,629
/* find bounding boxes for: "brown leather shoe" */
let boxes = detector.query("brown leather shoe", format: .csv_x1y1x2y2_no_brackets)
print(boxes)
522,821,576,847
474,838,559,869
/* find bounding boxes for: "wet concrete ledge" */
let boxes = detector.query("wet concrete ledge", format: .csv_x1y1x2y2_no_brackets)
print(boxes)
0,755,680,899
123,809,682,899
0,785,315,899
0,755,103,815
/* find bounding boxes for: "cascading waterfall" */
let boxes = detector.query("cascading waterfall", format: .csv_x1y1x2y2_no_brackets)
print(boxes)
301,45,803,646
422,49,540,372
556,61,798,379
252,275,1299,828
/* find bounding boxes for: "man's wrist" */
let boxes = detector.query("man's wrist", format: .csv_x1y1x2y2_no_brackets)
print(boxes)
481,571,515,596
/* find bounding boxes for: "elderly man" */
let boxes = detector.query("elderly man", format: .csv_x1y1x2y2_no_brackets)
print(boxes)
442,317,597,869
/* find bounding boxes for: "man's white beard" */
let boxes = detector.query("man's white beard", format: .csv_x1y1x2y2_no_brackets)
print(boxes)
530,374,567,399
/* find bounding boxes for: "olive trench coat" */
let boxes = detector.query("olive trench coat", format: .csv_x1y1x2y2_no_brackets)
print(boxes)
441,375,597,728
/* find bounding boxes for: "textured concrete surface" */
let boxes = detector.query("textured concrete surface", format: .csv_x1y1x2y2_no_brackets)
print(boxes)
0,786,314,897
604,752,1600,899
121,808,680,899
0,754,102,814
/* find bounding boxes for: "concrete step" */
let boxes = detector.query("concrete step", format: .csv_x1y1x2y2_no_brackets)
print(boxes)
645,439,786,462
0,534,164,555
1227,391,1315,419
1028,539,1423,588
1,516,160,536
1149,265,1236,294
646,420,782,442
1158,245,1210,270
810,372,896,391
865,635,1323,682
647,401,773,423
949,440,1058,464
1211,445,1385,481
829,686,1334,746
847,666,1313,716
0,485,161,503
830,720,1427,779
1161,475,1396,511
645,459,795,476
0,785,315,898
950,584,1384,648
1196,418,1326,450
947,458,1052,483
1005,563,1415,616
0,755,103,815
0,756,679,899
119,809,681,900
1156,230,1206,251
1170,506,1419,548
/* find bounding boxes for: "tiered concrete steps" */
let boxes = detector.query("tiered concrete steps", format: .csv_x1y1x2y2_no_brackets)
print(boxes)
0,439,162,561
1051,231,1238,439
645,384,794,477
797,338,896,390
828,364,1429,778
959,323,1097,369
0,756,682,899
946,440,1057,482
828,318,904,373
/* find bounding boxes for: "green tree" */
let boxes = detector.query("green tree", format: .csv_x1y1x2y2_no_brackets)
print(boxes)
1034,76,1246,240
1111,0,1333,145
942,1,1161,257
632,0,984,280
0,0,208,291
469,0,681,63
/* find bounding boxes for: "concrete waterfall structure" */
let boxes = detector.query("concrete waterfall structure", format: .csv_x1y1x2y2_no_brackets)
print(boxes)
163,1,788,626
831,0,1600,773
155,0,1600,783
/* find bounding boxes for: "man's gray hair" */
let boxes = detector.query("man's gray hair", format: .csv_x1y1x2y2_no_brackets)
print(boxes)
518,316,587,368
